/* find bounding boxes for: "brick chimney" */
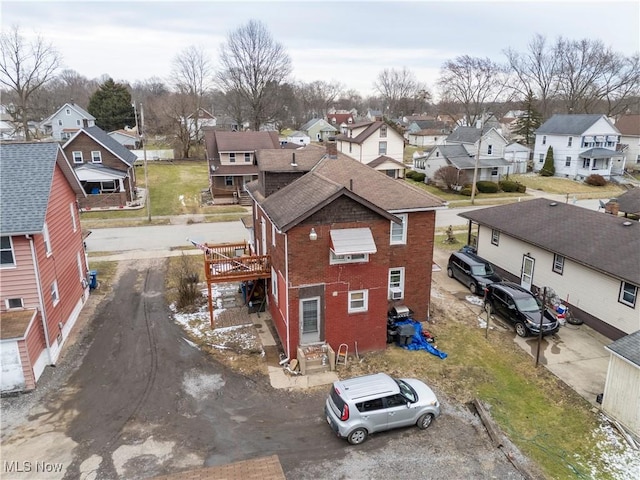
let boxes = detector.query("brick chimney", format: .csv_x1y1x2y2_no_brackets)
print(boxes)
326,137,337,159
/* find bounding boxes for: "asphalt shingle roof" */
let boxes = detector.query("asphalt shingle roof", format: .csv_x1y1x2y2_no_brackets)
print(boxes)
535,114,618,135
459,198,640,284
606,330,640,367
615,115,640,136
446,126,481,144
215,131,280,152
615,189,640,215
1,142,59,234
82,126,138,165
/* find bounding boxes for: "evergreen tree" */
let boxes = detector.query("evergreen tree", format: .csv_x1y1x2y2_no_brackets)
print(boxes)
513,90,542,147
540,146,555,176
88,78,135,131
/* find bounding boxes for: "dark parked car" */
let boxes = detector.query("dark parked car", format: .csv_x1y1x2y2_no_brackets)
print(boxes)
484,282,560,337
447,250,502,295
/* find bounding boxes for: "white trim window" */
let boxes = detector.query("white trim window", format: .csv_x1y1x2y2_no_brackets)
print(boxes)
244,152,251,163
491,229,500,246
568,137,573,147
91,151,102,163
0,236,15,267
51,280,60,306
43,223,52,255
225,176,233,186
380,125,387,138
379,141,387,155
388,267,405,300
229,152,236,163
70,203,77,232
271,267,278,305
565,156,571,167
542,135,546,145
6,298,24,309
553,254,564,274
390,214,407,245
487,144,493,155
348,290,368,313
619,282,637,308
72,151,83,163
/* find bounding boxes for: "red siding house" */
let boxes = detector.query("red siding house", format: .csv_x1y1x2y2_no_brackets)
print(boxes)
63,126,138,210
246,140,444,363
0,142,88,393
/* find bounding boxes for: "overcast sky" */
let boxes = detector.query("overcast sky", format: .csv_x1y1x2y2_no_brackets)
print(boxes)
2,0,639,99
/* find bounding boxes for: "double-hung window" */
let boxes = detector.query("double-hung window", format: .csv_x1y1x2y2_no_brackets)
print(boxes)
229,153,236,163
51,281,60,306
619,282,638,308
491,229,500,246
91,151,102,163
244,153,251,163
388,268,405,300
553,254,564,274
390,214,407,245
348,290,368,313
72,151,83,163
565,157,571,167
378,141,387,155
0,236,15,266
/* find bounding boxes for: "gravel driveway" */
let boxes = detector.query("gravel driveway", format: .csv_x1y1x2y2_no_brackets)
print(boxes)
1,258,536,480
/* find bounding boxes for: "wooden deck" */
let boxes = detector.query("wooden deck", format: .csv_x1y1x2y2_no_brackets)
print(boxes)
203,242,271,283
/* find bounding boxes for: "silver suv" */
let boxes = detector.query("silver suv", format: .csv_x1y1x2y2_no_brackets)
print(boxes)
324,373,440,445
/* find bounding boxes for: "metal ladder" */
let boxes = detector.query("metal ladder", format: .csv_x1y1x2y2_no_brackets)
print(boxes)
336,344,348,367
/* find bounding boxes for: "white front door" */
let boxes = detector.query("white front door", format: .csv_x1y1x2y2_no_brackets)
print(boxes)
300,297,321,344
521,256,535,291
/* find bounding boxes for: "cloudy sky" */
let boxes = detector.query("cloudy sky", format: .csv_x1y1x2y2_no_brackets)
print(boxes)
2,0,639,98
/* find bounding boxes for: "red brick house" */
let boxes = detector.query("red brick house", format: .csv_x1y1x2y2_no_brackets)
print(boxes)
0,142,89,393
204,130,282,205
246,140,444,363
63,126,138,210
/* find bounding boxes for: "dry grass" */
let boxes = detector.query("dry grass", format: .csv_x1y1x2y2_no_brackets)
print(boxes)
511,174,625,198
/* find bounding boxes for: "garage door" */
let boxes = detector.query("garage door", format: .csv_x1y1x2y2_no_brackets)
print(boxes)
0,341,25,392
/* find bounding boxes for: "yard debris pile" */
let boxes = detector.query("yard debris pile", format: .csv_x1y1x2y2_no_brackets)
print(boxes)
393,319,448,359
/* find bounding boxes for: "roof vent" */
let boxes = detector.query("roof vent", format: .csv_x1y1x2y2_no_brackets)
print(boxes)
623,221,633,226
549,202,558,206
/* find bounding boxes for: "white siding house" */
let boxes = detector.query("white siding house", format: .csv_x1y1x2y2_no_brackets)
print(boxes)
336,121,405,165
40,103,96,141
615,114,640,173
533,114,623,180
460,198,639,341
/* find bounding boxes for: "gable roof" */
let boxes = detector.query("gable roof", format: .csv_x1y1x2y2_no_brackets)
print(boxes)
1,142,84,235
327,113,354,125
336,121,393,145
536,114,618,135
64,126,138,166
368,155,406,169
615,188,640,215
109,129,139,140
446,126,481,144
615,115,640,136
249,144,444,230
42,102,95,125
205,130,281,158
605,330,640,367
459,198,640,284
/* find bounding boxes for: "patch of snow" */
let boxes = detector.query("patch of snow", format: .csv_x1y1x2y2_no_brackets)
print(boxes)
179,194,185,206
465,295,484,306
586,415,640,480
182,337,199,349
182,370,225,398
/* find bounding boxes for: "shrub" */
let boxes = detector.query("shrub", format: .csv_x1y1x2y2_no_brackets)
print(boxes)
585,174,607,186
540,146,555,177
499,180,519,192
405,170,417,180
460,187,473,196
412,172,426,182
516,183,527,193
476,181,499,193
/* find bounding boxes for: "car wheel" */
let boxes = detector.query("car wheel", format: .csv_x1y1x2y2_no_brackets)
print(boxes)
417,413,434,430
515,322,528,337
447,267,454,278
470,282,478,295
566,311,583,325
347,428,368,445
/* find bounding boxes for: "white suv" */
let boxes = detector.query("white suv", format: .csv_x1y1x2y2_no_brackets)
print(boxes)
324,373,440,445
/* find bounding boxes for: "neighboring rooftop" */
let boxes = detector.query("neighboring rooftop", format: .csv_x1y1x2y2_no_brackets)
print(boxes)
535,114,618,135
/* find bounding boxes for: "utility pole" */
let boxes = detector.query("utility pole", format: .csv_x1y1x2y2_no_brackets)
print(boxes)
140,103,151,222
470,113,484,206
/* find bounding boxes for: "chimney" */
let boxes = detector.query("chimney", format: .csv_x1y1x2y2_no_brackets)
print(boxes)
326,137,337,159
291,152,297,167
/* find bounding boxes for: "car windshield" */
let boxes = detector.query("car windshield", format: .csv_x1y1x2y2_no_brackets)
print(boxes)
471,264,493,276
395,379,417,403
515,296,541,313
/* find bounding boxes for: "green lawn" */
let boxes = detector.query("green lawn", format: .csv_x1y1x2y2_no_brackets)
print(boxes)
510,174,625,198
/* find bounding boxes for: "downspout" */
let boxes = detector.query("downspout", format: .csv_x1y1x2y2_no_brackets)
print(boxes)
27,234,53,365
285,232,290,359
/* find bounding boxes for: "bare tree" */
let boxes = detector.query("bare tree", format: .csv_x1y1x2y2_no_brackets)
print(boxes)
504,34,560,119
170,46,213,150
434,165,468,191
215,20,292,131
554,37,640,116
374,67,430,118
297,80,344,119
437,56,512,127
0,25,60,139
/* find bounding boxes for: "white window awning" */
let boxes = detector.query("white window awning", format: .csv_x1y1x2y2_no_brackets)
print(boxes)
330,228,377,255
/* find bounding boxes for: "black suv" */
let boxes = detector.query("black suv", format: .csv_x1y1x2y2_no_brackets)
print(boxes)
447,250,502,295
484,282,560,337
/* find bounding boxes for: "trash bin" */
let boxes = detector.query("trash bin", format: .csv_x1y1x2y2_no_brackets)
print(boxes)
397,323,415,346
89,270,98,290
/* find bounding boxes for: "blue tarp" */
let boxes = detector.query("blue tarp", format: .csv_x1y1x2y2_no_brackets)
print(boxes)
394,319,448,359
